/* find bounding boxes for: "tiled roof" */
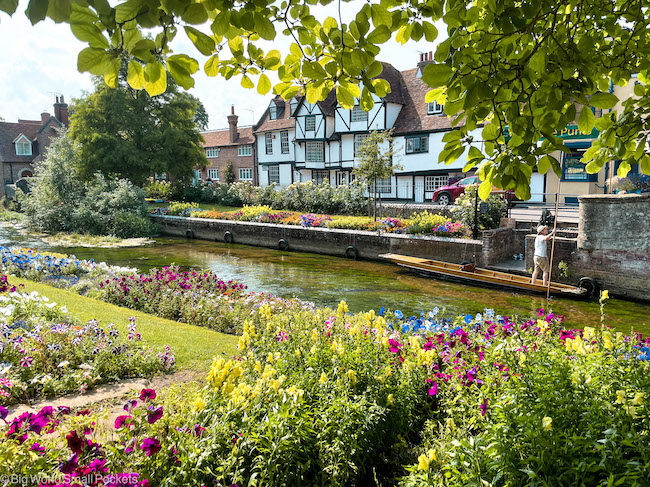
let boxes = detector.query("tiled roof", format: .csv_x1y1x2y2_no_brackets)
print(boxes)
378,62,407,105
0,121,42,163
254,95,297,133
392,68,455,135
201,126,254,147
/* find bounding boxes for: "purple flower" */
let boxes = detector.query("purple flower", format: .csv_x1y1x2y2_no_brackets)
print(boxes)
479,398,489,417
139,388,156,401
140,437,161,456
27,406,53,434
66,430,85,455
146,406,163,424
115,415,133,429
276,331,288,342
30,442,46,454
0,405,7,421
192,424,206,436
123,399,138,411
59,453,78,474
88,458,108,473
428,381,438,396
20,356,33,368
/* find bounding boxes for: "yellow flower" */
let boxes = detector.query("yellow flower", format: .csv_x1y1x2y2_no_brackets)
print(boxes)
337,300,349,317
571,370,580,385
319,372,328,385
254,361,262,373
632,392,644,405
310,344,317,355
295,348,301,358
417,454,430,471
311,328,319,341
583,327,595,340
347,369,357,385
267,352,274,364
427,449,437,462
542,417,552,431
387,394,394,405
600,290,609,300
616,390,626,404
192,397,206,411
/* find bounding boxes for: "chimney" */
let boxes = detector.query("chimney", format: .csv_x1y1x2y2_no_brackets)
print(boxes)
227,105,238,143
53,95,69,127
41,112,50,124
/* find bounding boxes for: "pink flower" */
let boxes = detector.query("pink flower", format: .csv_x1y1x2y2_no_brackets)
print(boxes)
139,389,156,401
115,415,133,429
428,381,438,396
140,437,161,456
146,406,163,424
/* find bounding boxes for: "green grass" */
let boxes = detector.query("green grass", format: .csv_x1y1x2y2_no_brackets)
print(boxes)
146,201,241,212
13,277,238,371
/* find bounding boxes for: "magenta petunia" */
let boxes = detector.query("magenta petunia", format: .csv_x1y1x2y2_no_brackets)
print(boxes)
140,437,161,456
146,406,163,424
428,381,438,396
66,430,85,455
139,389,156,401
114,415,133,429
479,398,489,417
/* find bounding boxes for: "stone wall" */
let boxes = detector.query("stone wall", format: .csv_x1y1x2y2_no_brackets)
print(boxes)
153,215,484,264
525,235,578,283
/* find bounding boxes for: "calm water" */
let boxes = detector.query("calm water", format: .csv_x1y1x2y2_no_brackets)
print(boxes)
2,223,649,333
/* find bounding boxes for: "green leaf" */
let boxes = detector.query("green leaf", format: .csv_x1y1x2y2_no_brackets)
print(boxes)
71,24,109,48
69,3,99,24
103,58,120,88
617,161,631,178
185,26,215,56
422,20,437,41
589,92,619,109
640,155,650,175
228,35,244,55
255,12,276,40
529,51,546,73
211,11,230,36
168,55,198,89
422,63,453,88
366,61,383,79
360,87,374,111
442,130,463,142
577,107,595,134
130,39,156,61
0,0,19,15
370,4,391,26
182,3,207,24
143,61,167,96
204,55,220,77
478,179,492,200
303,61,327,80
127,60,145,89
77,47,106,72
241,75,254,89
115,0,143,23
337,85,355,109
366,25,391,44
46,0,71,23
537,155,552,175
371,78,390,97
25,0,48,24
425,88,443,103
257,73,272,95
467,146,484,162
395,24,412,45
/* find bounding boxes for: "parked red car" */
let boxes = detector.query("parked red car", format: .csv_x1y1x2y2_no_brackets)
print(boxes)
432,176,517,206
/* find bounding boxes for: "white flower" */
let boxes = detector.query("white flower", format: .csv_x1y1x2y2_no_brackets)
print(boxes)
45,302,56,309
59,306,68,313
57,360,70,368
79,363,92,370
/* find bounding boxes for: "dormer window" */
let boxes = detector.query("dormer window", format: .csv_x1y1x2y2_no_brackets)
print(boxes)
427,102,444,115
269,103,284,120
15,135,32,156
290,99,299,115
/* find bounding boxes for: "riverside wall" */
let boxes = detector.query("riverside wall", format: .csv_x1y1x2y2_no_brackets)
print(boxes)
152,215,484,264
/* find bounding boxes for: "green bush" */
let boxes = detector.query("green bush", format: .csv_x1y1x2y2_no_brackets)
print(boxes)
112,212,160,238
144,180,173,199
453,185,508,232
18,131,154,238
167,201,199,216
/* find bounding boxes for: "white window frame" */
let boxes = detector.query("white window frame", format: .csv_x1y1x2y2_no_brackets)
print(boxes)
208,168,220,180
205,147,220,158
280,131,290,154
371,177,392,194
427,102,444,115
336,171,347,186
351,105,368,122
313,170,329,185
269,165,280,184
238,144,252,156
239,168,253,181
305,141,324,162
265,134,273,155
15,136,32,156
354,134,370,157
269,105,279,120
405,135,429,154
425,175,449,192
305,115,316,132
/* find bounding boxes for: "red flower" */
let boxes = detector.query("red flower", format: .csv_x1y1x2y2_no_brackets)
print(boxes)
66,430,85,455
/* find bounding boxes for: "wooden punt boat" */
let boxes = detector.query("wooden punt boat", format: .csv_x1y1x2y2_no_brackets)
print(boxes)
379,253,588,297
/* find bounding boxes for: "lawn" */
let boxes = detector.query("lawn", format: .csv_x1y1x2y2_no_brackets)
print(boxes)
146,200,241,213
13,277,238,371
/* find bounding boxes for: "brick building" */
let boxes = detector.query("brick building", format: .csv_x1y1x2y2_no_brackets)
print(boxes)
199,106,256,185
0,96,68,198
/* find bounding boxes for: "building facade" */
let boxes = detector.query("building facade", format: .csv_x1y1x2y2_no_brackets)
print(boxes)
0,96,68,198
200,106,256,185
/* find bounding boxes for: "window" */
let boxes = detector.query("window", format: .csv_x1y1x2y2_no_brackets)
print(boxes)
425,175,449,191
280,131,289,154
336,171,347,186
239,168,253,180
205,147,219,157
269,104,281,120
15,138,31,156
154,173,167,180
406,135,429,154
305,115,316,132
562,149,596,181
371,178,392,193
351,105,368,122
354,134,369,157
194,169,202,181
238,144,252,156
269,165,280,184
427,102,444,115
458,176,478,186
265,134,273,154
313,170,329,185
305,141,324,162
208,168,219,180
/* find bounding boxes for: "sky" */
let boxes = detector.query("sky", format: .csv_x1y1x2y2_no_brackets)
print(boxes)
0,0,442,130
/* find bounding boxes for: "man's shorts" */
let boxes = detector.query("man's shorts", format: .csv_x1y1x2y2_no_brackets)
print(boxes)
534,256,550,273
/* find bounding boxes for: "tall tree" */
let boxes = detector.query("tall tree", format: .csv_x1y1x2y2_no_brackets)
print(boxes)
352,130,402,219
3,0,650,194
69,69,208,185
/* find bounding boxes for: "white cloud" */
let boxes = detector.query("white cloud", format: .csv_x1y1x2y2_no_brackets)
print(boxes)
0,0,444,128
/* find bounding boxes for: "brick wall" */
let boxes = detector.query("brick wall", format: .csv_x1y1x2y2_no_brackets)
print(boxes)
525,235,578,283
481,228,529,265
203,145,255,184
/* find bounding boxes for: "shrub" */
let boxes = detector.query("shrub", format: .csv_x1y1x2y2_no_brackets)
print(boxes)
167,201,199,216
326,216,382,231
453,185,508,232
144,180,173,200
112,212,160,238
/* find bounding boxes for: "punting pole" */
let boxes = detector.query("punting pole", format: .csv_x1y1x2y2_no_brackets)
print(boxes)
546,159,562,300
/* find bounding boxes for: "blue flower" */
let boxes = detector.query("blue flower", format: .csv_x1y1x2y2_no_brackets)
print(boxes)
379,306,385,316
464,314,473,324
394,310,403,320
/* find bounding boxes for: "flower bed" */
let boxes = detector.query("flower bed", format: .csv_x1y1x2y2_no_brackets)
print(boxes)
0,289,174,404
3,295,649,486
162,205,467,236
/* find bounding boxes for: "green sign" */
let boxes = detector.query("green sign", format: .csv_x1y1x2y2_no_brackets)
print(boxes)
552,124,599,140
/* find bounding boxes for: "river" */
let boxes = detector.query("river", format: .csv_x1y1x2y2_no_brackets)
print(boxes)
2,222,649,333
